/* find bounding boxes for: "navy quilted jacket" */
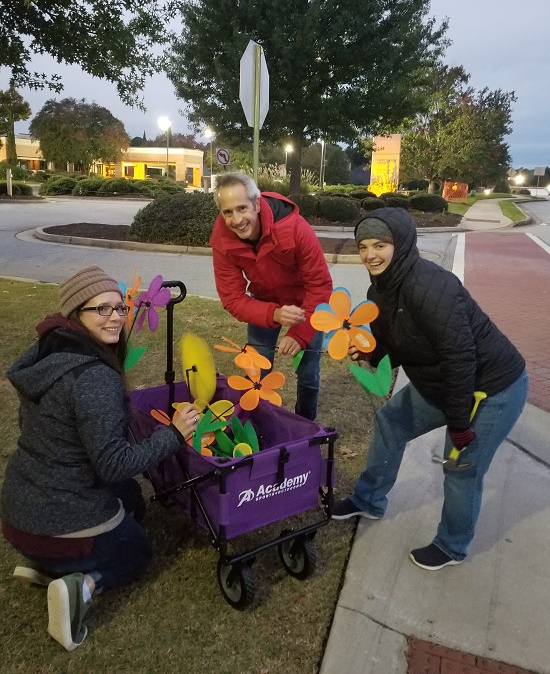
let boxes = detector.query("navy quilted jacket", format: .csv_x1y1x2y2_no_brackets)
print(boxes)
361,208,525,430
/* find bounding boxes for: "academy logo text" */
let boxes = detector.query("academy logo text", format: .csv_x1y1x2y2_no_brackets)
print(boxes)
237,472,311,507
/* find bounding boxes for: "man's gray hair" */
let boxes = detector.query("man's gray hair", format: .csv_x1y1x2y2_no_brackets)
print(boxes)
213,172,261,207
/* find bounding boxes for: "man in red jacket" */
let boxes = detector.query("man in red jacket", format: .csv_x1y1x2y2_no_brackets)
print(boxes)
209,172,333,420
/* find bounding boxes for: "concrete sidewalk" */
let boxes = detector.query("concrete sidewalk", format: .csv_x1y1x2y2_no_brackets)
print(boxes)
320,199,550,674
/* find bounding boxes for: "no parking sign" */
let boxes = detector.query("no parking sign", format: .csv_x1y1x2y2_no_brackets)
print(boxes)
216,148,230,166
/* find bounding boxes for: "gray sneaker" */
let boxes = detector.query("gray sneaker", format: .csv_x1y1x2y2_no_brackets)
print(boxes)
47,573,91,651
331,497,380,521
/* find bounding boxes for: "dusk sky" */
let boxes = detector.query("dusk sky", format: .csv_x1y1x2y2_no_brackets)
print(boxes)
5,0,548,169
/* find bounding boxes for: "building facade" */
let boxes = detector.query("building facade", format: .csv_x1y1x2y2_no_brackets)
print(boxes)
1,135,204,187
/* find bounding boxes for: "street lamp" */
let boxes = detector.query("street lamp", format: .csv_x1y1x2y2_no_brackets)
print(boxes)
158,116,171,178
514,174,524,185
284,144,293,173
205,127,214,175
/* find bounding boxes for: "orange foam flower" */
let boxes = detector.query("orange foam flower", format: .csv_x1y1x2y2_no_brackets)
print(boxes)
214,336,272,373
124,268,142,330
310,287,379,360
227,370,285,411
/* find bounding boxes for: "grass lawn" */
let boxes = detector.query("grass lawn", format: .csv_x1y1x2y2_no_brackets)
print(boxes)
0,278,385,674
499,199,528,222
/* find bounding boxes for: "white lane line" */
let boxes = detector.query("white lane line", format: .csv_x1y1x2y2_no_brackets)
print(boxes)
452,233,465,283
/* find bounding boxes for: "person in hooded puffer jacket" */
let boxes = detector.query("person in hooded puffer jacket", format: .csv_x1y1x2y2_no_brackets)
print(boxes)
332,208,528,571
1,266,198,651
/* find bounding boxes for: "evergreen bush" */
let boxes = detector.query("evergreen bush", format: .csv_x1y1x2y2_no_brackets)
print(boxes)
318,196,360,221
15,182,33,196
0,182,21,195
97,178,137,194
0,163,28,180
72,178,105,196
290,193,319,218
349,189,376,200
493,179,510,194
385,196,410,210
361,197,386,211
129,192,218,246
40,177,78,195
409,193,448,212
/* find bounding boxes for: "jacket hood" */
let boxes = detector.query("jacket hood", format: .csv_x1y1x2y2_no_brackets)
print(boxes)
354,207,420,291
7,320,115,402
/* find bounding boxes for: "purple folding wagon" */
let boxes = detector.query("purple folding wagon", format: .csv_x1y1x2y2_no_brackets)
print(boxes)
129,282,338,609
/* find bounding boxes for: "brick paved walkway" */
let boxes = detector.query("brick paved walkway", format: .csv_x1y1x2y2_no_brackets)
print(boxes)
408,639,538,674
465,232,550,413
407,230,549,674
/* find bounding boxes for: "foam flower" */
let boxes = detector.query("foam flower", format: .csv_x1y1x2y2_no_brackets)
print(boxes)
214,337,272,372
310,287,379,360
122,268,142,330
227,370,285,411
134,275,171,332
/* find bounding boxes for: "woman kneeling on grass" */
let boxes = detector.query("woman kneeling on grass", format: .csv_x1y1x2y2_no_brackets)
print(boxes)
0,266,198,651
332,208,528,570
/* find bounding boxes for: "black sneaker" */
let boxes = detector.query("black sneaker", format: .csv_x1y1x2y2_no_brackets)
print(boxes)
409,544,464,571
331,497,380,521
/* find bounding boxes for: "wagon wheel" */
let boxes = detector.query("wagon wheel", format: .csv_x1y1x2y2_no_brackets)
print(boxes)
277,529,317,580
217,560,255,610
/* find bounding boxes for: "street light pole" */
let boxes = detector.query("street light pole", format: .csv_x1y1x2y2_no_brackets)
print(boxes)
319,139,326,189
205,128,214,176
158,116,171,178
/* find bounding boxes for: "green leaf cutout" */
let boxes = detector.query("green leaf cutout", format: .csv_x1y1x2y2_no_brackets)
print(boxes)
292,350,305,372
349,354,393,397
214,430,236,456
124,344,147,371
243,420,259,453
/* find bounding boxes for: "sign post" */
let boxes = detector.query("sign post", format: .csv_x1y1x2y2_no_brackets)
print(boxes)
240,40,269,183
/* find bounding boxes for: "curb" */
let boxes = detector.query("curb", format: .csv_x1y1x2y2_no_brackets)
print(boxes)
33,227,364,264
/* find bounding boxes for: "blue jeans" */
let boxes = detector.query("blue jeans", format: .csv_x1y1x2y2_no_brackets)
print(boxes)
350,370,529,560
247,323,323,421
21,479,152,595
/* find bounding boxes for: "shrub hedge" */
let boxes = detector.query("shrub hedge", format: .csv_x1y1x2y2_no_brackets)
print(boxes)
40,177,78,195
0,163,27,180
408,193,448,212
97,178,137,194
129,192,218,246
317,196,360,221
384,196,410,210
290,193,319,218
72,178,105,196
349,189,377,200
361,197,385,211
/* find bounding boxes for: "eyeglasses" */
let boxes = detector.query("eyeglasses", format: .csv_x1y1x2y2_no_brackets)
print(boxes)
79,305,130,317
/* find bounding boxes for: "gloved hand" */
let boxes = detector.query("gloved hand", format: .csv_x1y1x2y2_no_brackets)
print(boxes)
449,427,476,450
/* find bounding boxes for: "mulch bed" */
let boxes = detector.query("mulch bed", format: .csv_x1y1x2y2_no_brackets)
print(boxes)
42,210,461,256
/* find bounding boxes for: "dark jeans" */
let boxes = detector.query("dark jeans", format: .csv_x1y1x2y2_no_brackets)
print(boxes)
247,323,323,421
21,479,152,595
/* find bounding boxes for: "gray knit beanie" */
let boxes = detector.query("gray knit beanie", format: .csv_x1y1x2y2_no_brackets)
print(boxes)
58,265,122,317
354,217,393,244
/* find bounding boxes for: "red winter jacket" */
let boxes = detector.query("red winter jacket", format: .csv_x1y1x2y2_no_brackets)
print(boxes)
208,192,332,349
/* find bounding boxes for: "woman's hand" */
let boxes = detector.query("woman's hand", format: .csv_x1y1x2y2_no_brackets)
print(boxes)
348,345,370,362
171,403,200,439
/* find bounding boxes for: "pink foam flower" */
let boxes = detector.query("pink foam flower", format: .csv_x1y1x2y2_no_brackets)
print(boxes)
134,275,171,332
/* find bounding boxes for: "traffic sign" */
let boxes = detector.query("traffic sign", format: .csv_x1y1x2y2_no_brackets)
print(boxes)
216,148,230,166
239,40,269,129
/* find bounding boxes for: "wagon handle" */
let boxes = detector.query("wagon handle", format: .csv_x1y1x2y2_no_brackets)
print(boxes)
161,280,188,409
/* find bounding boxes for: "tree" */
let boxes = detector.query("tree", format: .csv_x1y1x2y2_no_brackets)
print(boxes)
30,98,129,172
0,88,31,164
1,1,176,108
400,65,516,191
302,143,351,185
150,132,207,152
167,0,447,192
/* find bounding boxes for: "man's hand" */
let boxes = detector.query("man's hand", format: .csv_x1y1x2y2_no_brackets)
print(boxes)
278,335,302,357
348,345,370,362
273,305,305,326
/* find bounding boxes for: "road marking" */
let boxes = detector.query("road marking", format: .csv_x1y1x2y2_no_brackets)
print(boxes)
452,233,465,283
